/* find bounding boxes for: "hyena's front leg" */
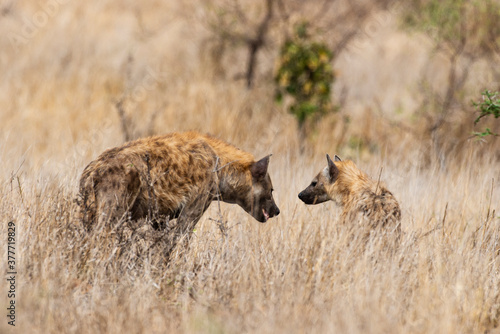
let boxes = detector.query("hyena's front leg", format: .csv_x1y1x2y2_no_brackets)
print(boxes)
164,192,213,259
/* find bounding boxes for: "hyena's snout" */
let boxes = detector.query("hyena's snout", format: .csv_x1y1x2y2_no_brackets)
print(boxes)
257,198,280,223
298,183,330,205
298,188,316,204
267,200,280,218
298,190,308,202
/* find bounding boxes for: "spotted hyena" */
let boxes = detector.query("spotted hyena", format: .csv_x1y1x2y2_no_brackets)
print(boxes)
78,131,280,239
298,154,401,233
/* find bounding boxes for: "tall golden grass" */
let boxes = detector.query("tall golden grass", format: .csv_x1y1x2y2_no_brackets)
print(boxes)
1,1,499,333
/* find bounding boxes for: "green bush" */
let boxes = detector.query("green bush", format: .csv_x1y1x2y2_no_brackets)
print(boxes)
274,24,334,128
473,90,500,138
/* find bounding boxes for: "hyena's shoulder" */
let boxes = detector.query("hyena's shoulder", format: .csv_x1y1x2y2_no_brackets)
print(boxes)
194,132,255,168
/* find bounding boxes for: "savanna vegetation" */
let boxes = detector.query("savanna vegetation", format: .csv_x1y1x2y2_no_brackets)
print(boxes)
0,0,499,333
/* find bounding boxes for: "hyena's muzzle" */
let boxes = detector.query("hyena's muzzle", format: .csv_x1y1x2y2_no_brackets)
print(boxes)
298,182,330,205
252,193,280,223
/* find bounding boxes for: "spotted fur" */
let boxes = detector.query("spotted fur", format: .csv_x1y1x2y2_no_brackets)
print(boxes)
298,155,401,233
78,131,280,234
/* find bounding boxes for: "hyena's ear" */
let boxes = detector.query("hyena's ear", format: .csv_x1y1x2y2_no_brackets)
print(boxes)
326,154,339,182
251,155,271,180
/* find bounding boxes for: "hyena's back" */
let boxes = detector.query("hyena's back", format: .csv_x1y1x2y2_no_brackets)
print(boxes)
346,185,401,231
79,133,218,229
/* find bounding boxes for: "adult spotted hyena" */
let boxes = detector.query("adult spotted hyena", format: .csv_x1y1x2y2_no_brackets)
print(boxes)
298,155,401,233
78,132,280,236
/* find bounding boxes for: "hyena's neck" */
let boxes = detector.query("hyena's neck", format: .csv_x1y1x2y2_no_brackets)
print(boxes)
209,147,254,203
336,163,376,206
204,134,254,168
214,162,252,204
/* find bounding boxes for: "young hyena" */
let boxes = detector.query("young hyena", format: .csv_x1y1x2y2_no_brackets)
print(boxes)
78,131,280,235
298,155,401,233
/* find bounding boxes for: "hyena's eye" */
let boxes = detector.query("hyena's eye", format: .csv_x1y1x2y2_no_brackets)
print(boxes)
311,181,318,187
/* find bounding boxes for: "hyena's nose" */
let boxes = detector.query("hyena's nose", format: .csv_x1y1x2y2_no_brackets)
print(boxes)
298,191,304,200
270,204,280,217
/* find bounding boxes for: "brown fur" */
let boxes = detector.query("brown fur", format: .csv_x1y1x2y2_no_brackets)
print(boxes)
298,155,401,234
78,131,279,239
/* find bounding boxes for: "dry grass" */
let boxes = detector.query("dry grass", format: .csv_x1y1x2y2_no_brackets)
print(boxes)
1,146,499,334
1,1,499,333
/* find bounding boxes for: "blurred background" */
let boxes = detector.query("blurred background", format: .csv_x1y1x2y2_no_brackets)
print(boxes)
1,2,500,333
1,0,499,180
